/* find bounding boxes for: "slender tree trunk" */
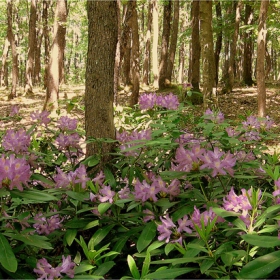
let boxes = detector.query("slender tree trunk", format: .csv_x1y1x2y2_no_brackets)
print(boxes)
7,0,18,100
42,0,50,89
190,0,200,92
214,1,222,86
43,0,67,111
152,0,159,88
200,0,216,108
166,0,179,84
227,1,242,93
257,0,269,117
85,1,118,164
142,0,152,86
128,0,140,106
114,0,121,103
265,44,271,79
0,37,10,87
158,0,172,89
120,4,132,87
25,0,37,94
243,3,254,86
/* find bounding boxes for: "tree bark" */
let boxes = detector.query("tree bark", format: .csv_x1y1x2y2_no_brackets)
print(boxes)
152,0,159,88
257,0,269,117
0,37,10,88
200,0,216,108
142,0,152,86
114,0,121,103
128,0,140,106
85,1,118,164
166,0,179,84
214,1,222,86
7,0,18,100
158,0,172,89
243,3,254,86
43,0,67,111
25,0,37,95
42,0,50,89
190,0,200,92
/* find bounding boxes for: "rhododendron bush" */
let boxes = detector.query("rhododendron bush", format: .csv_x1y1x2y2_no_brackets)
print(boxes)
1,93,280,279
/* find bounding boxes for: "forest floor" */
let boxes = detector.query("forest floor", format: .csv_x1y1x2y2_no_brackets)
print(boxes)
0,83,279,150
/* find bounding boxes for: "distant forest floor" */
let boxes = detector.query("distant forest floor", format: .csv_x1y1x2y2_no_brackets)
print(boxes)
0,83,279,135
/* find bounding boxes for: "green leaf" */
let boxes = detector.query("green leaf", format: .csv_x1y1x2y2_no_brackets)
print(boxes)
0,233,18,272
4,233,52,249
127,255,141,279
98,203,112,215
74,263,96,274
136,222,157,253
141,252,151,278
89,224,115,248
11,189,58,202
144,267,197,279
66,191,89,201
200,259,214,274
104,167,116,187
65,229,77,246
93,261,115,276
241,234,280,248
237,251,280,279
65,218,98,229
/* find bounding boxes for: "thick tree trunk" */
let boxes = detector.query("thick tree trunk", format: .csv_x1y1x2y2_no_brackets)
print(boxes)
200,0,216,108
7,0,18,100
85,1,117,164
43,0,67,111
257,0,269,117
190,0,200,92
25,0,37,95
142,0,152,86
158,1,172,89
0,37,10,87
128,0,140,106
166,0,179,84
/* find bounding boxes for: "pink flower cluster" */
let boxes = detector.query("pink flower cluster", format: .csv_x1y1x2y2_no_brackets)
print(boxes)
57,116,78,131
139,93,179,110
54,164,89,189
133,175,181,203
204,109,224,124
174,145,236,177
0,154,31,191
2,128,31,153
30,110,51,126
117,129,152,156
34,255,75,279
33,211,63,235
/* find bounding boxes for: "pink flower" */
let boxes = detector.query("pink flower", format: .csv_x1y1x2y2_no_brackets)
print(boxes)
2,128,30,153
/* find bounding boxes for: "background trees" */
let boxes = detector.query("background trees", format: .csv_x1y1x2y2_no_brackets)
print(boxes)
0,0,278,114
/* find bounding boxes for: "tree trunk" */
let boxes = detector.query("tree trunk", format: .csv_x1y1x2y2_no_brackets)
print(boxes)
142,0,152,86
243,3,254,86
200,0,216,108
114,0,121,103
128,0,140,106
158,0,172,89
214,1,222,86
257,0,269,117
42,0,50,89
223,1,241,93
25,0,37,95
43,0,67,111
190,0,200,92
7,0,18,100
85,1,118,164
166,0,179,84
0,37,10,88
152,0,159,88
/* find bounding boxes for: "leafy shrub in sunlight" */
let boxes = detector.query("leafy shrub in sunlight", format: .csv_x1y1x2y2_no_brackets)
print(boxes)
0,95,280,279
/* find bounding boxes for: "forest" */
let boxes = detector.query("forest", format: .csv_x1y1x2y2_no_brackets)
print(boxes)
0,0,280,279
